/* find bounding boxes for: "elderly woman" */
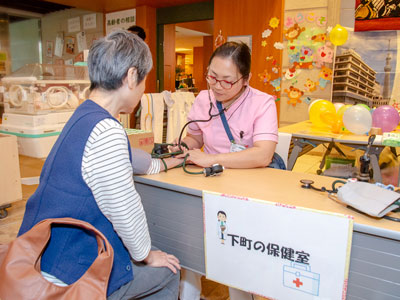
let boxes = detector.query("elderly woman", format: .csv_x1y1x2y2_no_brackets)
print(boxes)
18,30,181,300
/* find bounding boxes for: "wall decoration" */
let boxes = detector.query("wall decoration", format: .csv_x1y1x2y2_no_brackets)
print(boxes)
318,66,332,90
355,0,400,31
314,42,334,68
304,78,318,93
269,17,280,29
65,36,75,55
46,41,53,58
283,67,301,85
284,24,305,43
262,29,272,38
285,13,327,28
105,8,136,35
284,86,304,106
274,42,284,50
258,69,272,85
280,12,331,118
215,30,225,48
68,16,81,33
270,78,282,91
227,35,252,52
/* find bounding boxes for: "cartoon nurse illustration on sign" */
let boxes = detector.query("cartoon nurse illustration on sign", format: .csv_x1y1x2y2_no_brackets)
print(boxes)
217,211,227,244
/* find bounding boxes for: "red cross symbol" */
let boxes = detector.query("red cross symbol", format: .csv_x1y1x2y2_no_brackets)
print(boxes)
293,278,303,288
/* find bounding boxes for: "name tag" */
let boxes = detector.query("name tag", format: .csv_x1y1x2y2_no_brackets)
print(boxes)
230,142,246,152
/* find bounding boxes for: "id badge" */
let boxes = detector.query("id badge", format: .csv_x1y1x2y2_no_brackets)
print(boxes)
230,142,246,152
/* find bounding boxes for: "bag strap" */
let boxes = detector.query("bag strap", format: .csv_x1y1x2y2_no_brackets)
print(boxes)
21,218,112,258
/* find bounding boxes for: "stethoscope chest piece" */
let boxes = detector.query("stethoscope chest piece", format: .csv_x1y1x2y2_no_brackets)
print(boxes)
300,179,314,189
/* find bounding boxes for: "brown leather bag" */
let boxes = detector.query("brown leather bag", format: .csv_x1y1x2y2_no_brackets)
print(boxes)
0,218,114,300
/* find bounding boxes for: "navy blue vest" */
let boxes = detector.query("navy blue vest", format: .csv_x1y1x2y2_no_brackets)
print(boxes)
18,100,134,296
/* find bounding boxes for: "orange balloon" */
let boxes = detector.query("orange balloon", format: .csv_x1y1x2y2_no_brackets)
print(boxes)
320,111,343,133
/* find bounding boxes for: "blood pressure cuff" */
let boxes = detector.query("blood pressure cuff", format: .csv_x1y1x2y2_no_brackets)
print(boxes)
337,182,400,218
130,148,152,175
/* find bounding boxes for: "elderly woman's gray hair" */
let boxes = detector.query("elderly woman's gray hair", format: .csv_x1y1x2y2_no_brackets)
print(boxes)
88,29,152,91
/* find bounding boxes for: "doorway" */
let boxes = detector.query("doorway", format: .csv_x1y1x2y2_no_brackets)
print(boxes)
156,1,213,92
175,21,213,93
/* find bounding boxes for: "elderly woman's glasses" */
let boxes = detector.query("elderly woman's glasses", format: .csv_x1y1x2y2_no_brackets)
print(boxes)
205,74,243,89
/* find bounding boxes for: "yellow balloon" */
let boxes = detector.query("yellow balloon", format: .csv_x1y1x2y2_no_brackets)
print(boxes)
329,24,348,46
309,100,336,128
336,104,352,132
308,99,324,114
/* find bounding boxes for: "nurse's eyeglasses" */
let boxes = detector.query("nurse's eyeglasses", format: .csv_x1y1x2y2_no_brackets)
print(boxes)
205,74,243,89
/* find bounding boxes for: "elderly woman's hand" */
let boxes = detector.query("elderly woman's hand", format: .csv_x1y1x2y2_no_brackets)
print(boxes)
144,250,181,274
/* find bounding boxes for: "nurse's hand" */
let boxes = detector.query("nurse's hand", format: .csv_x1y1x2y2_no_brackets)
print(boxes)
184,149,216,168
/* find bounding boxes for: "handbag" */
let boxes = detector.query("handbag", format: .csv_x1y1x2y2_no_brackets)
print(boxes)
0,218,114,300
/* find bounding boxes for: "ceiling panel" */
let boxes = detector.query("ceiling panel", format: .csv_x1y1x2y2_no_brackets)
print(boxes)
0,0,72,15
16,0,212,13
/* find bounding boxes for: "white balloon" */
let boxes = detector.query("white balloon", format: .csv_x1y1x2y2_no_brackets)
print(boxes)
342,106,372,135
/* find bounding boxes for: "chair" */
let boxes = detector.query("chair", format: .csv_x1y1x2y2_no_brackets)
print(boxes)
275,132,292,169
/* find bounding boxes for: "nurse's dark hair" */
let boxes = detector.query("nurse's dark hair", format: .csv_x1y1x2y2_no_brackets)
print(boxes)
208,42,251,80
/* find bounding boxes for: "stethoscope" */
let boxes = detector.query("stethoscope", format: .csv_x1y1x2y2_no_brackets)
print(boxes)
176,84,249,152
300,179,346,194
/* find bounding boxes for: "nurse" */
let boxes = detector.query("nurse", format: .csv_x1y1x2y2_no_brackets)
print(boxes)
175,42,279,300
174,41,278,170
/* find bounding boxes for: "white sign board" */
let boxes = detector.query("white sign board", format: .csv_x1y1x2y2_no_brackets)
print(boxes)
203,191,353,300
76,31,87,53
105,9,136,35
68,16,81,33
83,13,97,30
54,36,64,57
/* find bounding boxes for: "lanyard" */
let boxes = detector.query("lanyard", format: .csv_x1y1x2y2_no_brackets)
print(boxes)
216,101,235,143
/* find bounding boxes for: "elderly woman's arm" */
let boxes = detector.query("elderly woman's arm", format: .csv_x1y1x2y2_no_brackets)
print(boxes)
82,119,180,273
82,119,151,261
130,148,183,174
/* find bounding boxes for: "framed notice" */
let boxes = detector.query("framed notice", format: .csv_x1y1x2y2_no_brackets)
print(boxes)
65,36,75,54
203,191,353,300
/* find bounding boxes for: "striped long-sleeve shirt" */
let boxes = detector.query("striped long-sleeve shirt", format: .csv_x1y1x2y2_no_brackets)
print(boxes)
43,118,160,285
